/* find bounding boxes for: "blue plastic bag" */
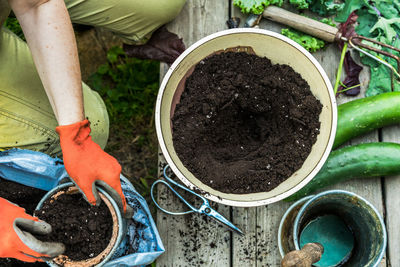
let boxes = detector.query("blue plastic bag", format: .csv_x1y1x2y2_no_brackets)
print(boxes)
0,148,165,267
0,149,67,191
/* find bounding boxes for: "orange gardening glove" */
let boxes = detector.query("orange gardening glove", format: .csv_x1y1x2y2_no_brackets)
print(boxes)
56,119,131,217
0,198,65,262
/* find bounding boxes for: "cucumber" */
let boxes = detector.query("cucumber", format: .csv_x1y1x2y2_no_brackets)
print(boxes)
285,142,400,202
334,92,400,149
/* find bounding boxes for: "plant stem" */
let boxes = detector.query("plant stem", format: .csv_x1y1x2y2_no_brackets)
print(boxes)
334,42,348,95
339,80,347,88
337,83,361,94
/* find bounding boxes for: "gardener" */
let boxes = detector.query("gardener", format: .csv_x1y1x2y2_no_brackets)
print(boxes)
0,0,186,262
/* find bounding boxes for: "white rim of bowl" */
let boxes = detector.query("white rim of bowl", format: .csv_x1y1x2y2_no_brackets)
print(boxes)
155,28,338,207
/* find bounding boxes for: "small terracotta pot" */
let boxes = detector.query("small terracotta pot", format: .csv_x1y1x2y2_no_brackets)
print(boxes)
35,183,125,267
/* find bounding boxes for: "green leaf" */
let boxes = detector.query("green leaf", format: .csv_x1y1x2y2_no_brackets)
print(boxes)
308,0,344,16
281,28,325,52
280,17,334,53
106,46,125,63
365,64,400,97
375,1,399,19
335,0,368,22
289,0,309,9
5,18,25,41
320,18,336,27
233,0,283,14
370,17,400,43
140,178,149,189
355,8,379,38
88,46,160,123
97,64,110,75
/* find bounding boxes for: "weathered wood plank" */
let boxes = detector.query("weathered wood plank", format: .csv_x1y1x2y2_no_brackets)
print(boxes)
229,6,291,266
256,201,291,266
313,47,387,267
323,54,386,266
314,52,386,267
232,207,257,266
383,125,400,267
156,1,231,266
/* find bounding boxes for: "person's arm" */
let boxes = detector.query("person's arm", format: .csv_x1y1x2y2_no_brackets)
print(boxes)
8,0,84,125
8,0,131,217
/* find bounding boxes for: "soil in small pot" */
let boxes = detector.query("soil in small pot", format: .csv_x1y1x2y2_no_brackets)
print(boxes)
0,178,48,267
36,191,113,262
172,52,322,194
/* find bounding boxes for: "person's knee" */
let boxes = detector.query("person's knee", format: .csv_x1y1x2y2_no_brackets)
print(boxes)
154,0,186,25
114,0,185,26
82,84,109,149
119,0,186,43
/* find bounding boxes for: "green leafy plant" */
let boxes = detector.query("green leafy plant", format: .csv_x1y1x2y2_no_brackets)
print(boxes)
5,17,25,41
89,46,159,123
234,0,343,14
233,0,283,14
289,0,344,14
289,0,309,9
281,18,335,52
335,0,369,23
320,17,336,27
88,47,160,199
356,2,400,96
307,0,344,15
334,0,400,96
281,28,325,52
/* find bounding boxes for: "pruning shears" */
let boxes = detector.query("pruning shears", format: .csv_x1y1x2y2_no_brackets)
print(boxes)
151,165,243,235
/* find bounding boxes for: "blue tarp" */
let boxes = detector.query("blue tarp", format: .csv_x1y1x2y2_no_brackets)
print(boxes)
0,148,164,267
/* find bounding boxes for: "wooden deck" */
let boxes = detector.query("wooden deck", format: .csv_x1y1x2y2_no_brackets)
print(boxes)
156,1,399,266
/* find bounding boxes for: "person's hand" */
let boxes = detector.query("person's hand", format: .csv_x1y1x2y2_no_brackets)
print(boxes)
56,119,132,217
123,25,185,64
0,198,65,262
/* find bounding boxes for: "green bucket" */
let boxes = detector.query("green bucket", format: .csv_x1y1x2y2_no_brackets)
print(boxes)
279,190,387,267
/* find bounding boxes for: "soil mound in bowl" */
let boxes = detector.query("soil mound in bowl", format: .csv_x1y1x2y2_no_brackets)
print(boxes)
172,52,322,194
36,192,113,261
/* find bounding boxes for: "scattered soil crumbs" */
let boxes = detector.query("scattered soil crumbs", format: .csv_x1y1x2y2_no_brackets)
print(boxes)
172,52,322,194
36,192,113,261
0,178,47,267
158,163,277,265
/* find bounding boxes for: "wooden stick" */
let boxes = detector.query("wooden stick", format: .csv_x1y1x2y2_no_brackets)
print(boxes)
281,243,324,267
263,6,339,43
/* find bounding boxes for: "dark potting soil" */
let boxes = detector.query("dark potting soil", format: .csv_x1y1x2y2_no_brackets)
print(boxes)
36,192,113,261
0,178,46,215
0,178,48,267
172,52,322,194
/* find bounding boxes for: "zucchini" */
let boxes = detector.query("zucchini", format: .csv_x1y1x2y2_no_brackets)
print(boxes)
286,142,400,202
334,92,400,149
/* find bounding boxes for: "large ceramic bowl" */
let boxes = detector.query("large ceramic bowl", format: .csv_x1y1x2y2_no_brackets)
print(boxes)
156,28,337,207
